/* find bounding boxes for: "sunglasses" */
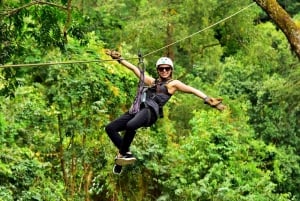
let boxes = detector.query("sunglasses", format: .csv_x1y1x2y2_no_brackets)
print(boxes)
157,67,172,72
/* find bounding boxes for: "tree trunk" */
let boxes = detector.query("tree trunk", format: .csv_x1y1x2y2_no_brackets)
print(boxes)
63,0,72,43
254,0,300,59
57,114,69,189
166,22,174,60
166,1,175,60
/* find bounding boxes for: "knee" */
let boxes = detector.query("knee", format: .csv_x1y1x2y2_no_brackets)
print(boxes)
105,123,114,135
125,122,137,132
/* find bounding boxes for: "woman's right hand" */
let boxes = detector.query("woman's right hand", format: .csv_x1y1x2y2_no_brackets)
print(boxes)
105,49,121,59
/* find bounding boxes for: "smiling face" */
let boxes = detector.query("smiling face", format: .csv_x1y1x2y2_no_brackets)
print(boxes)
157,64,172,79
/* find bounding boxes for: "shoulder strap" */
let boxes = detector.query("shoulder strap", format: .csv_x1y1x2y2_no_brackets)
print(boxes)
166,79,173,84
155,78,173,85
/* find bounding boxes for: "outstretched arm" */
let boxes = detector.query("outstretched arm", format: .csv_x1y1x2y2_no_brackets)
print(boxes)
106,50,154,85
168,80,225,110
167,80,207,99
118,59,155,86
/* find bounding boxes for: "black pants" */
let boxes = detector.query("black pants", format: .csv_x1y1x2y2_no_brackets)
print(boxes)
105,107,157,155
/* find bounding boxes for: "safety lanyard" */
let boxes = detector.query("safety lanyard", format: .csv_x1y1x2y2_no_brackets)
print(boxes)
129,51,145,114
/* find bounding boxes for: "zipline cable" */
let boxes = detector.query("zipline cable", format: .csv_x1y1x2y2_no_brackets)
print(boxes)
143,2,256,58
0,58,136,68
0,2,256,69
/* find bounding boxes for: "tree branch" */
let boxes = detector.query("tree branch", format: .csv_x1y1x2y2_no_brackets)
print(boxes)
35,0,68,9
1,0,68,17
63,0,73,43
254,0,300,59
199,43,220,55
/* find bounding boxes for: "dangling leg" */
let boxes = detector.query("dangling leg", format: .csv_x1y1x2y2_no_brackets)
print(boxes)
116,108,157,165
105,112,135,174
105,112,134,150
119,109,150,154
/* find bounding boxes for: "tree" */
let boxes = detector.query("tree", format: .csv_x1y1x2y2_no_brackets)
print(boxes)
1,0,300,200
254,0,300,59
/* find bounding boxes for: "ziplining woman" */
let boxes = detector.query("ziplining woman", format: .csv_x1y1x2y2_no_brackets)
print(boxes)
105,50,225,174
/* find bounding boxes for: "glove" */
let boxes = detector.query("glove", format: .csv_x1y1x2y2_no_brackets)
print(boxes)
105,49,122,60
204,97,226,111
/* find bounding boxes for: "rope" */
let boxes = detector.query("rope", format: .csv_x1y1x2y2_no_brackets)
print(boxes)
143,2,256,57
0,2,256,69
0,58,137,68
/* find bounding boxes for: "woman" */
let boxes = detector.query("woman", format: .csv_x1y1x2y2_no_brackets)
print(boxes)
105,50,225,174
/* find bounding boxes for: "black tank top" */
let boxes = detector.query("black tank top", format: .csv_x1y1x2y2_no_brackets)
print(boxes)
143,79,173,118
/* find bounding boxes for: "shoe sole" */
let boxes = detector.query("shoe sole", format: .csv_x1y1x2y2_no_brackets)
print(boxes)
113,165,122,174
115,158,136,166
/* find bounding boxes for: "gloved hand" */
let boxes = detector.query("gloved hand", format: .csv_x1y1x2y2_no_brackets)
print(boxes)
204,97,226,111
105,49,122,60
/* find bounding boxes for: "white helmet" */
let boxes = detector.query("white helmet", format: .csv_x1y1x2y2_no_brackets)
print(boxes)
156,57,174,69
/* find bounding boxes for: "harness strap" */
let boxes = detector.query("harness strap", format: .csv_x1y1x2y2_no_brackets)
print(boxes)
129,51,145,114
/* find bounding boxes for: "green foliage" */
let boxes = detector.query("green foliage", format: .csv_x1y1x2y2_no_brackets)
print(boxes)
0,145,65,201
1,0,300,200
0,1,67,65
216,19,300,200
213,0,257,57
277,0,300,16
156,110,292,201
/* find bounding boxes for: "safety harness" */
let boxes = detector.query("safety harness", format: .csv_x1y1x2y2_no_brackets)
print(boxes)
141,79,173,118
129,53,173,118
128,52,145,115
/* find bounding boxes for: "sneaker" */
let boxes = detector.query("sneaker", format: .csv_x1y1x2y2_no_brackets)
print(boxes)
115,153,136,166
113,164,122,175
